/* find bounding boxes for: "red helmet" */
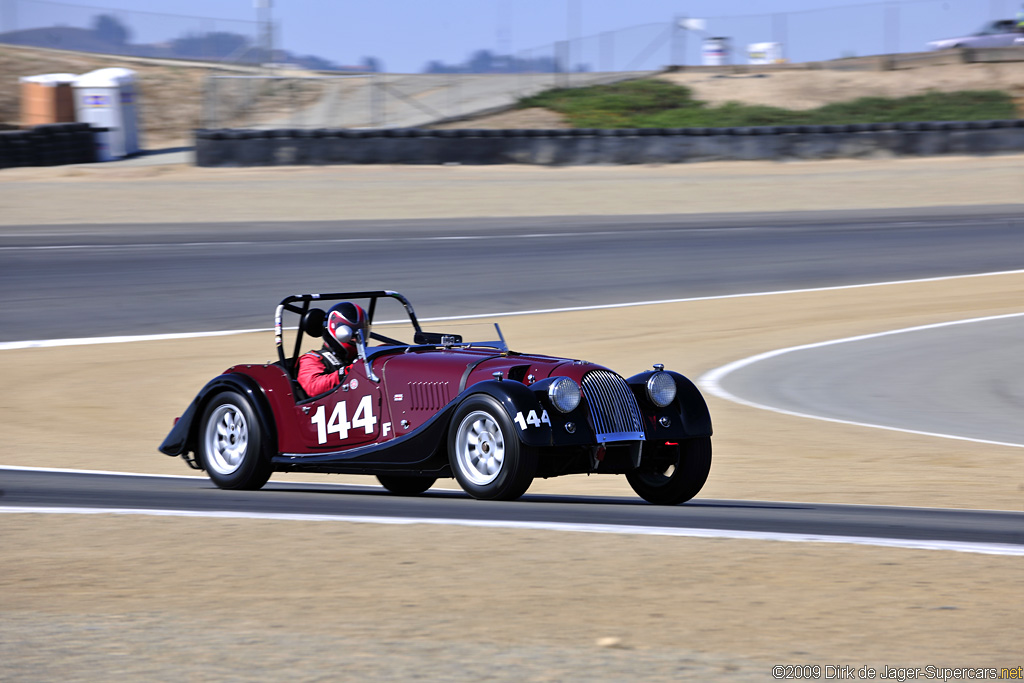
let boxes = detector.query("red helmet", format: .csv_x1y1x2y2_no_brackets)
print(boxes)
324,302,367,362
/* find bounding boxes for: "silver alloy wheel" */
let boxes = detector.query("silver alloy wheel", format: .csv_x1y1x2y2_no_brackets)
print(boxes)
203,403,249,476
454,410,505,486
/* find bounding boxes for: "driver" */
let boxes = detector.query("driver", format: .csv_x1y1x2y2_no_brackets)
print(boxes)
297,302,368,396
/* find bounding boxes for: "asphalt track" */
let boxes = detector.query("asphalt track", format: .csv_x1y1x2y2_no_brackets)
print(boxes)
2,469,1022,553
3,206,1023,550
706,313,1024,448
2,206,1022,341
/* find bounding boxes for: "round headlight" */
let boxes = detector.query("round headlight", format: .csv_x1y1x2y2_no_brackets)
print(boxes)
646,372,676,407
548,377,581,413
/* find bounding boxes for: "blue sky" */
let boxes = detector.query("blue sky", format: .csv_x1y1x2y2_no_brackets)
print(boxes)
19,0,1014,71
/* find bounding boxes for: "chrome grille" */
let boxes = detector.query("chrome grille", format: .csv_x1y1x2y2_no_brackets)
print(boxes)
581,370,645,443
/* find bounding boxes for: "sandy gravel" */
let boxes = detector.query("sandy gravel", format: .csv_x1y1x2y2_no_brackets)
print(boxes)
431,106,571,130
1,158,1023,679
1,154,1023,226
2,515,1020,681
660,62,1024,111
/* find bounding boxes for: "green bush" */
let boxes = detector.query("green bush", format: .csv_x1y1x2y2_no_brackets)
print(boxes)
519,79,1017,128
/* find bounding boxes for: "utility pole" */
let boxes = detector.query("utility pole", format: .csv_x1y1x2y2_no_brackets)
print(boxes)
673,16,685,66
676,17,707,68
1,0,17,33
255,0,274,67
884,1,900,55
566,0,579,84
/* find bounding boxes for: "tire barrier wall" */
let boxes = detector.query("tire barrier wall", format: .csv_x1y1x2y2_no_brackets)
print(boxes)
0,123,99,169
194,120,1024,167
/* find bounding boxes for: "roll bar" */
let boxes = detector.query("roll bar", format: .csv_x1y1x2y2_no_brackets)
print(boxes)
274,290,422,369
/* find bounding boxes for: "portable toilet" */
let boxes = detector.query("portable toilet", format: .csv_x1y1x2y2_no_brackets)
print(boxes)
702,37,731,66
748,42,784,65
72,67,140,159
19,73,78,127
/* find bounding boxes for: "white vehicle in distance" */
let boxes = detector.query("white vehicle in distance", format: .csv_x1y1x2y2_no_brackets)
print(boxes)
927,19,1023,50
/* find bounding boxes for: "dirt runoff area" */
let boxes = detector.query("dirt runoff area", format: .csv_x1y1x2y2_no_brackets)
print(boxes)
659,62,1024,113
1,157,1023,680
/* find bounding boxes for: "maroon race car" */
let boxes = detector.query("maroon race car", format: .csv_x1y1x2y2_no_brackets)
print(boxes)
159,290,713,504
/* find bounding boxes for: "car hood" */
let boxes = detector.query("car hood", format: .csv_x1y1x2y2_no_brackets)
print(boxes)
927,37,962,50
376,346,612,394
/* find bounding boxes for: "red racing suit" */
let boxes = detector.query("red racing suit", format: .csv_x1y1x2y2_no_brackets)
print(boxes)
297,347,348,396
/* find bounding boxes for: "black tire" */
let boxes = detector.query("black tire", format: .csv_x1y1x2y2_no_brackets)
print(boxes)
447,395,536,501
197,390,273,490
376,475,437,496
625,437,712,505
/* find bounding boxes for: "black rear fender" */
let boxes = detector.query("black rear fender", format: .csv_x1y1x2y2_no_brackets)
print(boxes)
158,373,278,460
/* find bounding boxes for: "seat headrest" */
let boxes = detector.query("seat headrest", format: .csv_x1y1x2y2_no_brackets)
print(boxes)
301,308,326,339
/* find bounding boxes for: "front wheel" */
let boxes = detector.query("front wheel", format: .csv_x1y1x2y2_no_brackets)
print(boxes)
198,391,273,490
626,437,711,505
376,475,437,496
448,395,536,501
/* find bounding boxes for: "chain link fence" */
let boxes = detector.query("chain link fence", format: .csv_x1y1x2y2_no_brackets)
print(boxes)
0,0,261,64
1,0,1002,71
201,71,658,130
693,0,993,65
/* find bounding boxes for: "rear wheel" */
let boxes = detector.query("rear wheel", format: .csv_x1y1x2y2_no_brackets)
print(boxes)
376,475,437,495
198,391,273,490
448,395,536,501
626,437,711,505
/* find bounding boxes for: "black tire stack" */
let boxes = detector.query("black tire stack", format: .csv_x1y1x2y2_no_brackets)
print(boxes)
0,123,99,169
194,119,1024,167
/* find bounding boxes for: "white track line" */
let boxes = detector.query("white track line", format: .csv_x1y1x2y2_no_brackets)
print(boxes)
0,328,266,350
2,268,1024,351
0,223,940,252
0,229,679,252
1,506,1021,556
0,464,384,490
0,229,708,252
699,312,1024,449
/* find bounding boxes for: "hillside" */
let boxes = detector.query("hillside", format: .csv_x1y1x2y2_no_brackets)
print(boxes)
444,62,1024,129
2,43,1022,147
1,44,214,146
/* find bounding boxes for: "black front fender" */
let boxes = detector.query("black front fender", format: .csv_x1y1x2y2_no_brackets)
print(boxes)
463,379,557,448
627,370,713,439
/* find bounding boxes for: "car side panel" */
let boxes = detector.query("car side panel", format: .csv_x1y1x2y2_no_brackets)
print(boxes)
290,364,387,451
272,403,452,474
266,377,593,475
226,364,304,452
